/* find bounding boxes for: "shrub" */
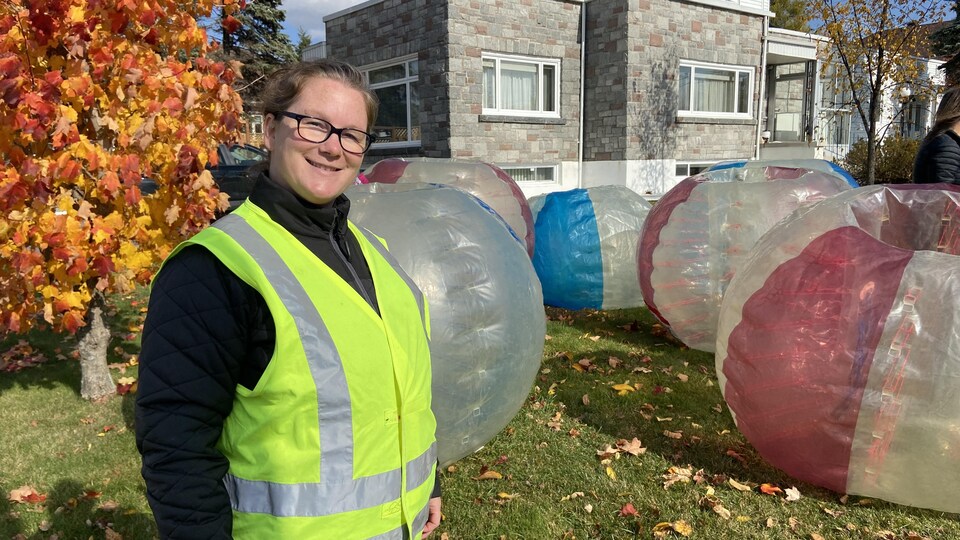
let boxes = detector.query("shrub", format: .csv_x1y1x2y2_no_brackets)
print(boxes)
839,135,921,185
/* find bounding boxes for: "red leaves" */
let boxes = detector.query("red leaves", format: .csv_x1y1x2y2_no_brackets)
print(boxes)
619,502,638,517
8,485,46,504
221,14,240,33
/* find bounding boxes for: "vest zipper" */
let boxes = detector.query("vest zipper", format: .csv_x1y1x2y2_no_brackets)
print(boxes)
332,211,377,311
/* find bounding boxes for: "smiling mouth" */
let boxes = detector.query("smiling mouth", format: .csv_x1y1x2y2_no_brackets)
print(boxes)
306,158,340,172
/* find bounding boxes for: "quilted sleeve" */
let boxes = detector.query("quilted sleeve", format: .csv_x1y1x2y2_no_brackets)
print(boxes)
135,245,262,539
915,135,960,184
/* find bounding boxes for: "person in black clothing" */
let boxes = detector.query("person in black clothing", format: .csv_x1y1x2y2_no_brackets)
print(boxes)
135,60,442,539
913,86,960,184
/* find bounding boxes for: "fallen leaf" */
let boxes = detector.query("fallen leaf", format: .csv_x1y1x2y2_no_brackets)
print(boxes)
760,483,783,495
677,373,689,382
8,486,46,504
496,492,516,501
605,466,617,481
728,478,753,492
662,466,693,489
810,534,825,540
785,486,801,502
616,437,646,456
612,383,636,396
653,520,693,538
560,491,585,502
765,517,776,528
663,430,683,439
583,503,593,513
823,508,844,517
582,394,590,406
619,502,638,517
473,470,502,481
596,444,619,460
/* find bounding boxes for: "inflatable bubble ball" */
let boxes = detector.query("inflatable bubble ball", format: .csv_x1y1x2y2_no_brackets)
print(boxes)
347,182,546,466
528,185,653,310
707,158,859,188
637,166,853,352
716,184,960,514
363,158,535,257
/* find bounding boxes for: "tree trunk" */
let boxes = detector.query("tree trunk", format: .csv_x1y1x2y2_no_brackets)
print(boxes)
78,303,115,401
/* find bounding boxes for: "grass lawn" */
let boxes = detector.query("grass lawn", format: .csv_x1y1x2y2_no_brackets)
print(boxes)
0,293,957,539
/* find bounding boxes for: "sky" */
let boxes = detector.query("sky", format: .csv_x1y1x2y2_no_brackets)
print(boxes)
280,0,366,45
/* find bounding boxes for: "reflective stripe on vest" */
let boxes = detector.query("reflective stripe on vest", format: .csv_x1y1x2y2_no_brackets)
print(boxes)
212,214,435,518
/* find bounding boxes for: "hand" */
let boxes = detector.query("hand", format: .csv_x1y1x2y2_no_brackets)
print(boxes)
421,496,442,538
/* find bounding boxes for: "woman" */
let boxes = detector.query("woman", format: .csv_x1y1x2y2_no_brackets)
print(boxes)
136,60,441,539
913,86,960,184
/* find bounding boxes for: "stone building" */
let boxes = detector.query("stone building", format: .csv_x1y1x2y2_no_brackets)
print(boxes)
323,0,776,197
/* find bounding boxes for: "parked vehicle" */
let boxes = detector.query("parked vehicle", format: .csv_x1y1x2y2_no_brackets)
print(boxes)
211,143,267,209
138,143,266,209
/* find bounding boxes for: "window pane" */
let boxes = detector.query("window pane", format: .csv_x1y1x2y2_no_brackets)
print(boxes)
675,164,688,176
409,82,420,141
369,64,406,85
373,85,408,141
483,59,496,109
501,61,538,111
408,60,419,76
543,64,556,112
694,68,735,113
690,164,710,175
503,166,555,182
679,66,691,111
737,72,749,113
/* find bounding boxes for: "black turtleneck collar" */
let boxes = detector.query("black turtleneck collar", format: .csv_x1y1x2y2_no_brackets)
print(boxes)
246,172,351,241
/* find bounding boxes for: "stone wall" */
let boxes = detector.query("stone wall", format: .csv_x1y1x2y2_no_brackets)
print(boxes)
446,0,583,163
585,0,763,163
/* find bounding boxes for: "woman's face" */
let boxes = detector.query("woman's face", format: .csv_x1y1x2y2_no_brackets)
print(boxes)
264,77,368,205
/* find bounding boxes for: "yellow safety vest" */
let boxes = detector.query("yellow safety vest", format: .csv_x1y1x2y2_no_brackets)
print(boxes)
174,201,437,539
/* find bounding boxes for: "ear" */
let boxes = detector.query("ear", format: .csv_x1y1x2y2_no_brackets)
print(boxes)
263,113,277,152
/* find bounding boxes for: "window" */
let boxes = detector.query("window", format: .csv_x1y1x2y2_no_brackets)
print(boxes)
675,162,714,180
678,61,752,117
899,98,929,139
501,165,558,183
248,114,263,135
365,57,420,146
482,53,560,117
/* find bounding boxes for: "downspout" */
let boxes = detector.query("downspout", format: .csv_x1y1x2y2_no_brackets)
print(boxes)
754,14,769,159
578,0,589,188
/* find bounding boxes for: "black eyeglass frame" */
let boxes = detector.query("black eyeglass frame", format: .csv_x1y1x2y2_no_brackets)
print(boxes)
270,111,376,155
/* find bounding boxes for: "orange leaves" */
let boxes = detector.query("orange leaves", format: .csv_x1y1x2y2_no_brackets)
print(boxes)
8,485,46,504
0,0,242,336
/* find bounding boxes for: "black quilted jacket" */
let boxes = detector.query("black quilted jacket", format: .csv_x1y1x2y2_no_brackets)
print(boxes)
913,129,960,184
135,174,438,539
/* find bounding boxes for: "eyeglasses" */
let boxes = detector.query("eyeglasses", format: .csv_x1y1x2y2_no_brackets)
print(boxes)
272,111,375,155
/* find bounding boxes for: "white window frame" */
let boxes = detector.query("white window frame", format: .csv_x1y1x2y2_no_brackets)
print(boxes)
482,53,561,118
500,164,559,185
363,55,420,149
678,60,753,119
675,161,715,182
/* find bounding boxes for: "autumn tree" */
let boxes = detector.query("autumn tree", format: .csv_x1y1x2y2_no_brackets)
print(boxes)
218,0,296,102
0,0,243,399
810,0,950,184
771,0,812,32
